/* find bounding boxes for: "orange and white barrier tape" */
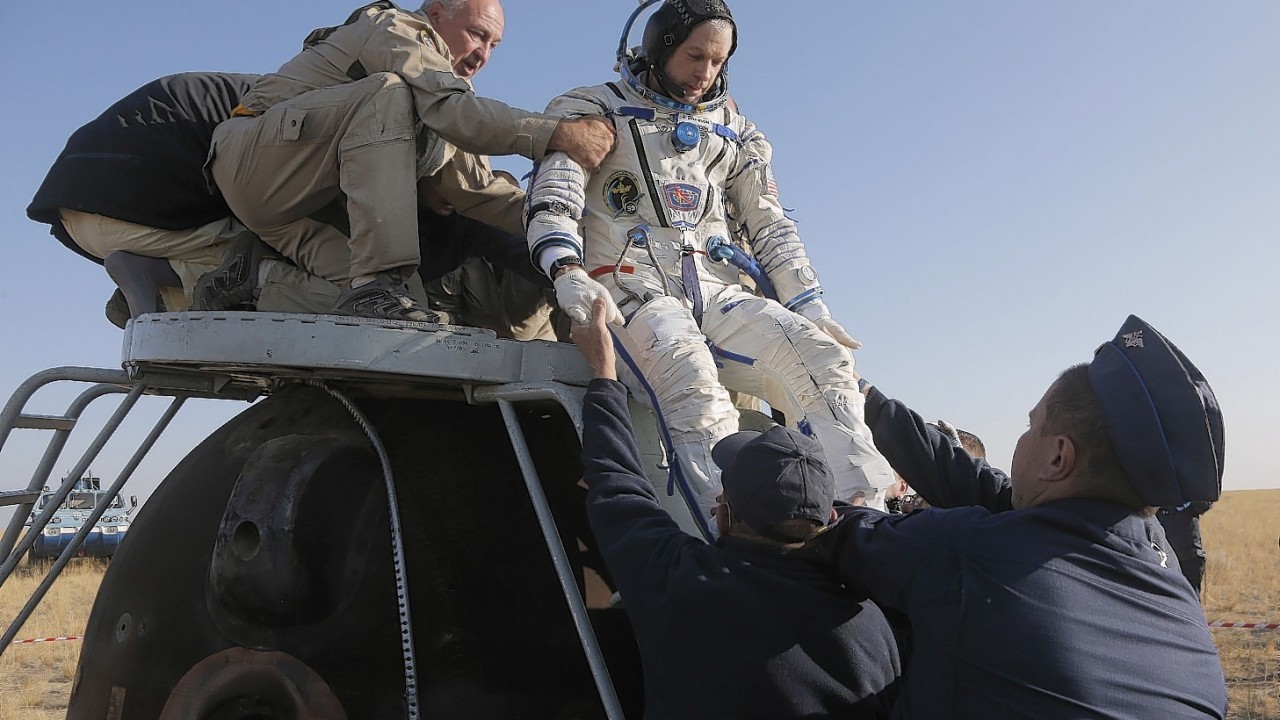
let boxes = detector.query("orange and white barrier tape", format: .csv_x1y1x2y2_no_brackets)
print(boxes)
1208,621,1280,631
8,634,82,645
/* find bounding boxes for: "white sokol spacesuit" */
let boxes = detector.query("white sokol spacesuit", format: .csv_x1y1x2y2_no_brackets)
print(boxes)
528,42,893,532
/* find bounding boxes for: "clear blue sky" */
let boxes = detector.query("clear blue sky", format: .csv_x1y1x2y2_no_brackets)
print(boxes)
0,1,1276,507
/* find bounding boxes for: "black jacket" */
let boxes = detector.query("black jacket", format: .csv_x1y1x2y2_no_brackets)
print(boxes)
581,378,900,719
28,72,258,263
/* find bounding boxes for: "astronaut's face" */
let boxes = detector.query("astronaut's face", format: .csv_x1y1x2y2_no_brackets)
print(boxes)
428,0,504,79
661,21,733,104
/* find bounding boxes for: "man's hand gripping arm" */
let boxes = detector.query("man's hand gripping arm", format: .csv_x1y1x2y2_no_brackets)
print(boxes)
366,9,615,168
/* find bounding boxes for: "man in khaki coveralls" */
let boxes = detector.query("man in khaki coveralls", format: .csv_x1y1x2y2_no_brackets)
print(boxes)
209,0,614,321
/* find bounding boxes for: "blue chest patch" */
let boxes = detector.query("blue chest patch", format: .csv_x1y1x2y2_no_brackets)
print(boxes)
663,183,702,212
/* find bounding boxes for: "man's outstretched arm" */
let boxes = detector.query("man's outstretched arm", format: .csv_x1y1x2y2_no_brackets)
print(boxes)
858,379,1013,512
574,300,699,597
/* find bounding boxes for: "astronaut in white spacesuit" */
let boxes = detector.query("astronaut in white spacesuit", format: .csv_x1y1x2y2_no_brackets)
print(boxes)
526,0,894,534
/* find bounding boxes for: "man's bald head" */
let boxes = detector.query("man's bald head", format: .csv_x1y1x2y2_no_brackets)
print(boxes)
422,0,505,79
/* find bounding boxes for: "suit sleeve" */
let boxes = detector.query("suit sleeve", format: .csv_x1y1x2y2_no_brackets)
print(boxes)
722,115,823,311
864,386,1014,512
524,89,605,277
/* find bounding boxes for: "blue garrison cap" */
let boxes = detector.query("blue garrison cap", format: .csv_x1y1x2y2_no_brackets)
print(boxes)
712,426,835,537
1088,315,1224,506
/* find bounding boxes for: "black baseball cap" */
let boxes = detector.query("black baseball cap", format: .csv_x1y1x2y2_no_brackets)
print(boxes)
712,426,835,538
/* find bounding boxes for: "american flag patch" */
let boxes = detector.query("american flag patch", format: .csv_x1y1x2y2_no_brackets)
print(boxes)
763,165,779,196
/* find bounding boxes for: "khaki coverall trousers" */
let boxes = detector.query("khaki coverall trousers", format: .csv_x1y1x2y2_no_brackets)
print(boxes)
209,72,425,285
58,210,240,303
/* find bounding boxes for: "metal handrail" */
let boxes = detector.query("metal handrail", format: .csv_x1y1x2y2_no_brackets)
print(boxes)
0,383,147,583
0,365,193,661
0,381,134,563
0,367,133,452
471,383,624,720
0,396,185,650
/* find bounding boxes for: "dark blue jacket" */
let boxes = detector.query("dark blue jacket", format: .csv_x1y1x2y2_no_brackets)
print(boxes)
812,387,1227,719
28,72,258,263
1157,501,1211,593
581,378,901,719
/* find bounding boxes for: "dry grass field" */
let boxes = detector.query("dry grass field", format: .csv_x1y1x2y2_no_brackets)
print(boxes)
0,558,103,720
1202,489,1280,719
1,490,1277,719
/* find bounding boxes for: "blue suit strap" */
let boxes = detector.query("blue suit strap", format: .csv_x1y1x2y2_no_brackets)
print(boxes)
614,106,657,122
784,287,824,312
711,124,739,142
708,342,756,367
614,106,739,142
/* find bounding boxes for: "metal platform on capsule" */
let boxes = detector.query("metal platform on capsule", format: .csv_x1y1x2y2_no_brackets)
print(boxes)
120,311,593,398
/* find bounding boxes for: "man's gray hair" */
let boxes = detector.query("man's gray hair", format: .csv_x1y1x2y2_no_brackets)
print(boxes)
420,0,469,18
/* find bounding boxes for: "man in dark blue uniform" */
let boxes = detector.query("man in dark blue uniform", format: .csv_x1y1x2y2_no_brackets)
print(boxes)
1158,500,1213,595
816,315,1227,718
572,298,901,719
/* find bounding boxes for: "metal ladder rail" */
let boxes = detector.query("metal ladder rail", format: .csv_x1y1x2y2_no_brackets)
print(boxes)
0,395,186,654
0,367,134,451
0,377,136,564
470,382,624,720
0,365,190,585
0,380,150,581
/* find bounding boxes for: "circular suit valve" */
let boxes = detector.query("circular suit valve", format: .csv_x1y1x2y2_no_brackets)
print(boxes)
158,647,347,720
671,122,700,152
705,235,732,262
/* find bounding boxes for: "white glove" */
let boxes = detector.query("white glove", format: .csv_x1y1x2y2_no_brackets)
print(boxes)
934,419,962,447
554,268,623,326
799,300,862,350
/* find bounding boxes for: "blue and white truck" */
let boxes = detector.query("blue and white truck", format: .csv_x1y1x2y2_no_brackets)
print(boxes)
26,472,136,560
